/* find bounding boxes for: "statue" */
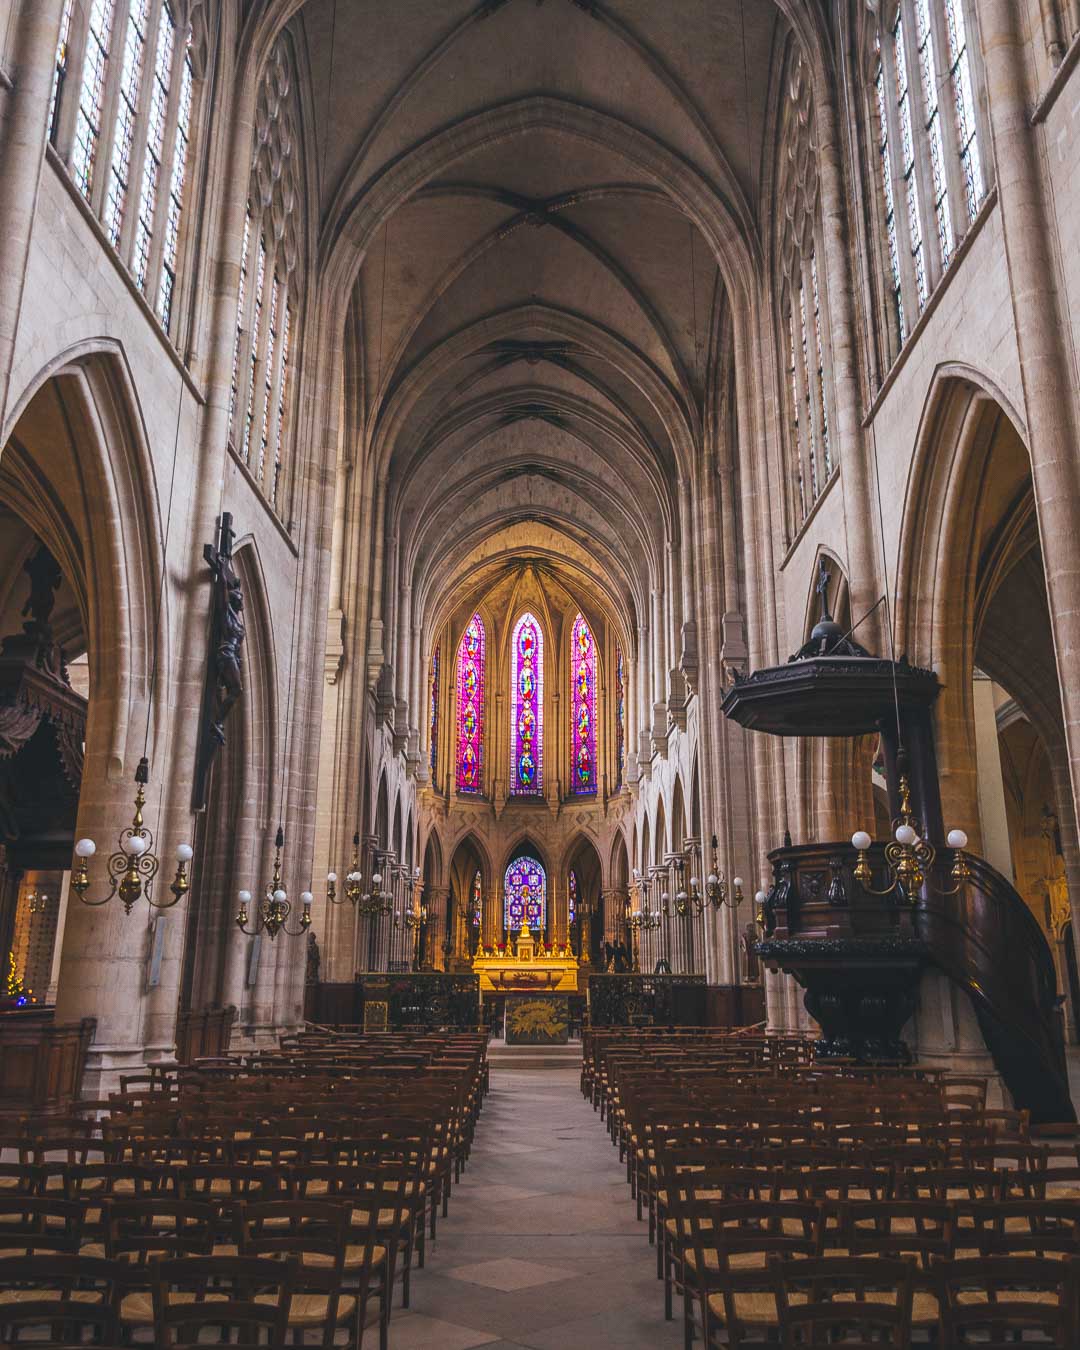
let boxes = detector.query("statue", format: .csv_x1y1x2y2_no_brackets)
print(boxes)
1,542,67,681
206,518,245,745
740,921,761,982
192,514,246,810
21,545,62,634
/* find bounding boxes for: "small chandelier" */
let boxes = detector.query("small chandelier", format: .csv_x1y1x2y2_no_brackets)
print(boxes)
235,826,311,939
693,834,741,909
404,898,428,932
851,769,971,902
326,831,364,907
357,852,393,918
26,887,48,916
72,757,192,914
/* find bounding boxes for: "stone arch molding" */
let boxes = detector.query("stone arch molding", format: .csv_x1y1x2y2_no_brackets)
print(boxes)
2,343,168,784
895,361,1029,667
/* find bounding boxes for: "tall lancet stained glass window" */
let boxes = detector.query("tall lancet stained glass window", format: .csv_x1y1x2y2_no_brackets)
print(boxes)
472,870,482,928
510,612,543,796
568,869,578,926
429,645,440,777
505,856,546,933
456,615,484,794
570,613,597,794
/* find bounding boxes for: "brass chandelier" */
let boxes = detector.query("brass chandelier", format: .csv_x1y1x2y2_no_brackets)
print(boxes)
235,826,312,939
72,758,192,915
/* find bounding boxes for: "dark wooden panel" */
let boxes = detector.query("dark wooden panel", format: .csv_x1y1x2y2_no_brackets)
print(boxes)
0,1011,95,1118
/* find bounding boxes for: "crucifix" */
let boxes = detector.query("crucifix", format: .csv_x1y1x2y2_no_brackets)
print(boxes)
192,513,246,811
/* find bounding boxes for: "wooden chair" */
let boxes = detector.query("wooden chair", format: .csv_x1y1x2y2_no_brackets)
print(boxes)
235,1199,356,1347
936,1254,1080,1347
151,1253,296,1347
772,1253,916,1348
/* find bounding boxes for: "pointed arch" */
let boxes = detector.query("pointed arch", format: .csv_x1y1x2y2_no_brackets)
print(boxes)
455,612,485,794
510,610,544,796
374,771,389,851
672,775,687,852
504,853,547,933
570,611,598,795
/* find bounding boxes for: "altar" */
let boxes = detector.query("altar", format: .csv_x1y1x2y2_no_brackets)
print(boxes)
471,922,582,994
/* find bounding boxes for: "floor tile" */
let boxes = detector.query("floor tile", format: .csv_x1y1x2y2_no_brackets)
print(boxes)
444,1256,577,1292
387,1312,501,1349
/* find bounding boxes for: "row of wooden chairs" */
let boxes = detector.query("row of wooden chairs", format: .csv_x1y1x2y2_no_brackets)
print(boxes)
0,1027,490,1346
587,1030,1080,1345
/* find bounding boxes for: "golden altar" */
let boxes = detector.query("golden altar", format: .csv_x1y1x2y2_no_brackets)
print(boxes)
471,922,582,994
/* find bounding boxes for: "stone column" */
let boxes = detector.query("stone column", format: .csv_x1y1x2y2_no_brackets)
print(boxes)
0,0,66,425
972,673,1014,878
425,885,449,970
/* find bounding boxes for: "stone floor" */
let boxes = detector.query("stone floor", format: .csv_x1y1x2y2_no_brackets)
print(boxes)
385,1065,681,1349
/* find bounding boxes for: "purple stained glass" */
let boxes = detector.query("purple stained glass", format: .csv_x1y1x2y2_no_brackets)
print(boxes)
570,613,597,795
456,614,484,794
568,869,577,925
510,612,543,796
429,644,439,776
504,856,546,932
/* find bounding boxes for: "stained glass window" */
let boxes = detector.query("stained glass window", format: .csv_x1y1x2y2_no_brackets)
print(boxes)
568,869,577,926
787,306,805,520
943,0,984,221
875,57,905,340
271,303,292,509
504,856,546,933
810,254,831,478
242,233,266,465
510,612,543,796
570,613,597,795
892,9,928,311
429,644,440,776
472,870,482,927
72,0,118,199
615,643,625,789
915,0,952,268
228,210,252,437
158,30,194,330
456,614,485,794
258,273,281,485
105,0,150,247
798,280,819,499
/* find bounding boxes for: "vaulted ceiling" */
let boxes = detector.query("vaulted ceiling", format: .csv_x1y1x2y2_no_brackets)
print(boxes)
288,0,790,639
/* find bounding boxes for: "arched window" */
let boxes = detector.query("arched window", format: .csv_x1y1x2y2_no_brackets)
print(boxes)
455,614,485,794
429,644,440,777
227,34,304,517
570,613,597,795
775,49,834,537
615,642,625,790
504,856,546,933
568,869,577,926
868,0,989,356
510,612,543,796
50,0,198,336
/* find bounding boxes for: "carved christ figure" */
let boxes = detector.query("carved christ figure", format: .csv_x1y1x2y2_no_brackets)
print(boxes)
207,542,245,746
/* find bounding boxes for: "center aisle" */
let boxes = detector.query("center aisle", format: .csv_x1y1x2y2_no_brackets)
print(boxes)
386,1060,683,1350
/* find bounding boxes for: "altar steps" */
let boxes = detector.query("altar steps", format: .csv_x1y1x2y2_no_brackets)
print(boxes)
487,1042,582,1072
